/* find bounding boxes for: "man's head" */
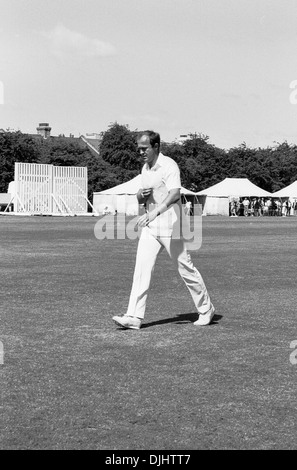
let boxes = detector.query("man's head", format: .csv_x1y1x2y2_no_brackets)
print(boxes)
137,130,160,167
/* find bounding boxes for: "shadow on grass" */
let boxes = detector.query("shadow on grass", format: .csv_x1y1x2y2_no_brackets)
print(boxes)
141,312,223,329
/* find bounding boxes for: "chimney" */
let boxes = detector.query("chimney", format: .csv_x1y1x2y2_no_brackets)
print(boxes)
36,123,51,139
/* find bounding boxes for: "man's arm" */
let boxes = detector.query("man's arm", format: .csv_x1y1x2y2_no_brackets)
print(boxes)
137,188,152,204
154,188,181,216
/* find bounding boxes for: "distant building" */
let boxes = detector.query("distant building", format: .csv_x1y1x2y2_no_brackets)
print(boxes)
80,135,101,156
85,132,101,140
175,134,190,145
175,132,205,145
36,122,52,139
33,123,102,155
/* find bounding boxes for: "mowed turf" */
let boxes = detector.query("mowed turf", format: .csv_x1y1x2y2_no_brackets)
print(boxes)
0,214,296,450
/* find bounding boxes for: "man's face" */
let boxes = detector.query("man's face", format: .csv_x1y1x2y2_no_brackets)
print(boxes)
137,135,157,167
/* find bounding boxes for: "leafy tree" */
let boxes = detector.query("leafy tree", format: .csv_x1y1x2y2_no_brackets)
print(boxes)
2,125,297,200
34,136,92,166
162,133,228,191
268,142,297,191
0,130,124,200
83,152,121,199
0,131,40,192
99,122,141,173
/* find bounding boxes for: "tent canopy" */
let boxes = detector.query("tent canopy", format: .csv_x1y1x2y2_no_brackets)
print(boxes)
94,174,196,196
97,175,141,195
272,181,297,197
196,177,272,198
92,175,197,215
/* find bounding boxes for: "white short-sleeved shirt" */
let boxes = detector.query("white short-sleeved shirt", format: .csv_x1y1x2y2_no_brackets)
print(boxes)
141,152,183,236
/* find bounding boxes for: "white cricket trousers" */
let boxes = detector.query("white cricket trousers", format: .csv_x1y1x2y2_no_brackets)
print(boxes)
126,226,212,319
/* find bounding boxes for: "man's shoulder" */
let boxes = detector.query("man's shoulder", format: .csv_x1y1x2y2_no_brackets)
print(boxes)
159,153,179,168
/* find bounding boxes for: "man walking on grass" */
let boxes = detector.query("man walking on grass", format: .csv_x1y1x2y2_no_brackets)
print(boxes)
112,130,214,330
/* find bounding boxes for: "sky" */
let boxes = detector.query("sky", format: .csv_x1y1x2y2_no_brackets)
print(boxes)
1,0,297,149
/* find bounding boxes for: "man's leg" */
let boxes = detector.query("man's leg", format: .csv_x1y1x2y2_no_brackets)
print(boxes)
162,236,214,319
125,227,163,320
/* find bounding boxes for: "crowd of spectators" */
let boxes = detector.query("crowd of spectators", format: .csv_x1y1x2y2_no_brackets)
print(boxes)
229,197,297,217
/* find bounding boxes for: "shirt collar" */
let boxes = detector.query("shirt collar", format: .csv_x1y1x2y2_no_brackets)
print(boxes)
144,152,165,171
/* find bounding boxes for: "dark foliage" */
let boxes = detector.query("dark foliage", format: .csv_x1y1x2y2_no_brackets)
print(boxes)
1,126,297,196
99,122,141,174
0,132,40,192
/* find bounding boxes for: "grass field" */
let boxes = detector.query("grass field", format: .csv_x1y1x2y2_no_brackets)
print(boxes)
0,214,296,450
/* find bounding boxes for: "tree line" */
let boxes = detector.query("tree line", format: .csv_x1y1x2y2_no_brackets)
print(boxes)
1,122,297,198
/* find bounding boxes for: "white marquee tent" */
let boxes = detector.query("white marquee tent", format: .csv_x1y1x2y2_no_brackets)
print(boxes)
272,181,297,198
92,174,197,215
196,177,272,216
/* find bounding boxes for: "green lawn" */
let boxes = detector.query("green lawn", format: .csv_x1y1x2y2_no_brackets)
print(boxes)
0,215,296,449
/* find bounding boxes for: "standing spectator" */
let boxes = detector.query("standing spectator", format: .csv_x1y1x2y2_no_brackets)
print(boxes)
230,198,238,217
282,199,286,216
185,200,192,216
275,199,282,217
286,199,291,216
271,199,277,216
238,199,244,216
259,198,264,216
250,199,255,216
253,198,260,217
289,198,295,215
266,198,272,216
263,199,269,216
243,197,250,216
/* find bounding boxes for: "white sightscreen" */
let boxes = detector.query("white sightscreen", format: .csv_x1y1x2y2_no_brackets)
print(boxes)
14,163,88,215
53,166,88,215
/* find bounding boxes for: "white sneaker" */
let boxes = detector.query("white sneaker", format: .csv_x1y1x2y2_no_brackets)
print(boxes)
112,315,142,330
193,306,215,326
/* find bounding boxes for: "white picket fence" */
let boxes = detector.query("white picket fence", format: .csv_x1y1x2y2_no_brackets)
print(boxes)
11,162,94,215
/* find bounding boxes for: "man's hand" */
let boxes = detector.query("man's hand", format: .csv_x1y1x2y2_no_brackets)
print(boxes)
141,188,152,198
137,208,159,227
137,187,152,204
137,188,180,228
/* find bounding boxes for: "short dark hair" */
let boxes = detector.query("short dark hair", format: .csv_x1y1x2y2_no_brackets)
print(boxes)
138,130,160,149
